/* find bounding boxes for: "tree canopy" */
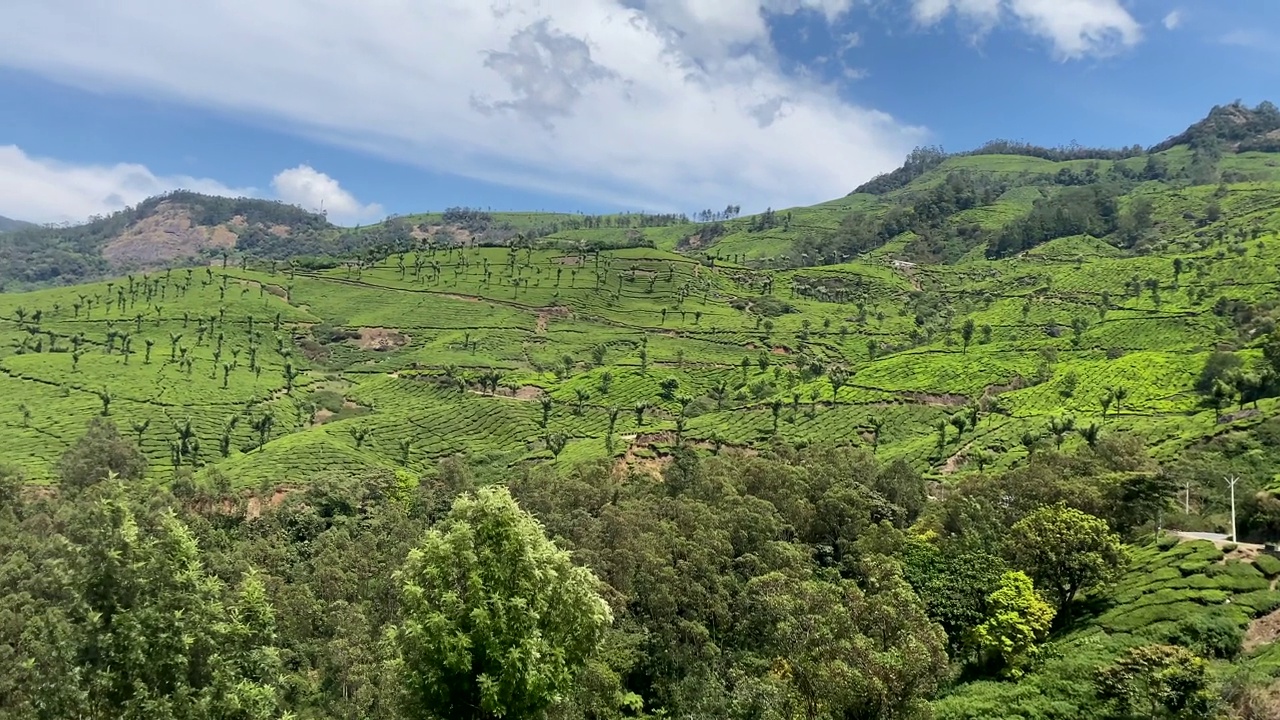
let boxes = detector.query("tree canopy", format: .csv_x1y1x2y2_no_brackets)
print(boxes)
391,486,612,720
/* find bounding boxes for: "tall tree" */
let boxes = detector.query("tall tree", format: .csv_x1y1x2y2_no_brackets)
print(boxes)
969,571,1055,678
391,487,612,720
1011,503,1127,614
57,417,147,491
739,561,947,720
828,366,849,403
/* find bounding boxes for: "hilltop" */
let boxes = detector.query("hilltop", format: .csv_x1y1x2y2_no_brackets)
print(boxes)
0,214,33,232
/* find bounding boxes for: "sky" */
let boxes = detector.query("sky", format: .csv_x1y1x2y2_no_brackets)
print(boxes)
0,1,1276,226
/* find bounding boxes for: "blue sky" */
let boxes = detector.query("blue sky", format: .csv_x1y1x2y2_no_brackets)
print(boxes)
0,0,1276,225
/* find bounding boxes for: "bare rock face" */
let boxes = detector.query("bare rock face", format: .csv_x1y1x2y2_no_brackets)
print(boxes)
102,201,240,267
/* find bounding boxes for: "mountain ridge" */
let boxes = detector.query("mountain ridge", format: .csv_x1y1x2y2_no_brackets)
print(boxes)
2,100,1278,290
0,214,34,232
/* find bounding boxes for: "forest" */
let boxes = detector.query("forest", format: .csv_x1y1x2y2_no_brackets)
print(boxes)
5,415,1278,720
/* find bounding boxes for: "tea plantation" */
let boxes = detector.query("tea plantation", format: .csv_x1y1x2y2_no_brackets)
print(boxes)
935,539,1280,718
2,181,1280,489
11,102,1280,718
5,102,1280,494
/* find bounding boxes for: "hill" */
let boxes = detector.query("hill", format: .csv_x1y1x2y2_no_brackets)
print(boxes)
7,101,1280,716
0,215,34,232
584,100,1280,266
2,103,1280,486
0,191,337,290
0,192,687,291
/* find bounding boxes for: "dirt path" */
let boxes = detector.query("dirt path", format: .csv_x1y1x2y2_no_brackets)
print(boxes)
466,386,543,401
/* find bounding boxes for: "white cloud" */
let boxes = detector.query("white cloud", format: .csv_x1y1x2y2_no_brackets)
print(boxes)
271,165,383,224
0,0,923,215
911,0,1142,59
1162,10,1182,30
0,145,380,227
912,0,1002,27
0,145,253,225
0,0,1148,216
1218,29,1273,51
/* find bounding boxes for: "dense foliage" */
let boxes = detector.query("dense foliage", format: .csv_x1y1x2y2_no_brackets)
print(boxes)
5,417,1280,719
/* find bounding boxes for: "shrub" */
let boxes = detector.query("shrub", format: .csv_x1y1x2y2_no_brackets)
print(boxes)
308,390,347,414
1233,590,1280,615
747,296,796,317
1223,543,1238,553
1255,554,1280,578
1156,534,1180,551
1207,560,1265,580
313,324,361,344
1179,560,1211,575
1170,612,1244,659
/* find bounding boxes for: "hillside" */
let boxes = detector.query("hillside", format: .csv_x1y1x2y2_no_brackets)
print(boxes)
8,101,1280,716
0,193,683,291
11,101,1271,293
0,215,33,232
596,100,1280,266
3,105,1280,484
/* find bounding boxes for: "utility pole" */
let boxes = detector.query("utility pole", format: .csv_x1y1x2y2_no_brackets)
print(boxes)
1185,478,1191,514
1226,476,1240,542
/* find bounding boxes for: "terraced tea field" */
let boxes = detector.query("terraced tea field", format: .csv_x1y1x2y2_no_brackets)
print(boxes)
4,207,1280,487
935,538,1280,717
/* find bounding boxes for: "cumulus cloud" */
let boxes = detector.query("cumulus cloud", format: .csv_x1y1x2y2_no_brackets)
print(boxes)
0,0,922,214
271,165,383,224
0,145,253,225
0,0,1150,215
1162,10,1182,30
0,145,379,227
911,0,1142,59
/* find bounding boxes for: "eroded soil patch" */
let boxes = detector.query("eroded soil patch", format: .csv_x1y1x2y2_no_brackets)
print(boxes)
352,327,410,351
1246,607,1280,652
903,391,970,406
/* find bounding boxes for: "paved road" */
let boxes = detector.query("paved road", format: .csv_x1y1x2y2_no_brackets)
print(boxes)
1172,530,1265,551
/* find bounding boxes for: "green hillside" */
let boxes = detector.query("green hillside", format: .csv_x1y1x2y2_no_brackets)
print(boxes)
936,536,1280,718
6,138,1280,488
2,227,1275,486
9,100,1280,717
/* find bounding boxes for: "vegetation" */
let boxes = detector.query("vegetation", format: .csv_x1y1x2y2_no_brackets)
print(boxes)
5,102,1280,717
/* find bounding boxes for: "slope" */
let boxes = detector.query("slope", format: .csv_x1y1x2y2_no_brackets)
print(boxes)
1,101,1280,496
0,203,1277,489
935,538,1280,718
0,215,34,233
